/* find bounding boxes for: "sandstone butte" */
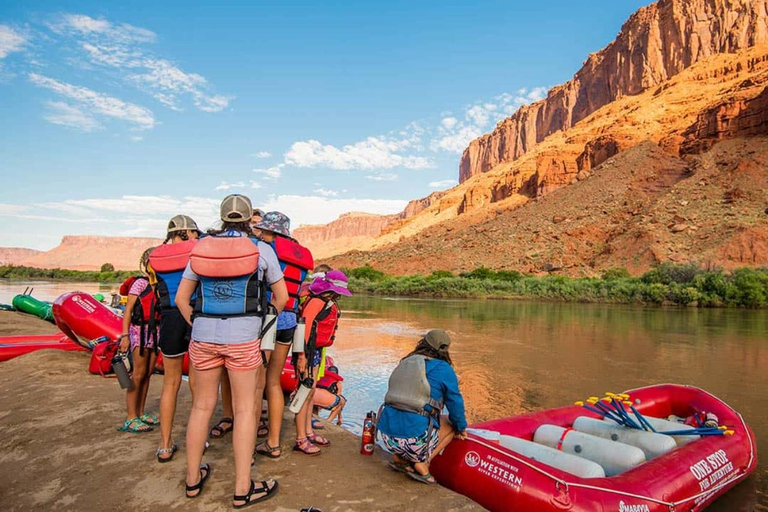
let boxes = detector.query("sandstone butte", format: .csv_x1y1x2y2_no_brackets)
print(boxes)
318,0,768,275
5,0,768,274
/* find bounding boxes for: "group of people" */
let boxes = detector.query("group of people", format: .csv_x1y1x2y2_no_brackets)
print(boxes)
114,192,469,507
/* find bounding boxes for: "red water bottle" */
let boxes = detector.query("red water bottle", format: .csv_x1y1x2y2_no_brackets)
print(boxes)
361,411,375,455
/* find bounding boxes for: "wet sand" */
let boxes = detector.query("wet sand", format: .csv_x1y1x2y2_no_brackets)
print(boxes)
0,313,482,511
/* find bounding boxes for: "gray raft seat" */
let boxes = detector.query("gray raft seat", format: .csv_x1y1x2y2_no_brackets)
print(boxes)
573,416,677,460
499,434,606,479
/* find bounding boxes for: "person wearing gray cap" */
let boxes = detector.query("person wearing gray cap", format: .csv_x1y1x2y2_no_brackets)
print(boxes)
376,329,468,485
175,194,286,506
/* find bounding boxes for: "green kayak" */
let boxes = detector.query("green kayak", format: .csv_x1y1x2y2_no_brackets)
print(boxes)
12,294,54,323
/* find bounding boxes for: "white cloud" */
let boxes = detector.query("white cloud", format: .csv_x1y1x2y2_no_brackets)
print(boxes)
43,101,101,131
253,151,271,158
441,117,458,129
253,165,283,180
250,181,262,189
366,173,398,182
0,25,27,61
284,137,432,170
29,73,155,129
260,195,408,227
215,181,245,191
53,14,230,113
55,14,156,44
314,188,339,197
428,179,458,189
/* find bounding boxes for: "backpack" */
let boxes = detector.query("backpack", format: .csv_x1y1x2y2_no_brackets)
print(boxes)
300,296,339,350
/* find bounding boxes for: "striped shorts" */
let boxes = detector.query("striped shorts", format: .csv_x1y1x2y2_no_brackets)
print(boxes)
189,338,262,371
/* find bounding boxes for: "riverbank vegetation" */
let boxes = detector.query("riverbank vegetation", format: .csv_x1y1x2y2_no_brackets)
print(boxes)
0,265,135,283
343,264,768,307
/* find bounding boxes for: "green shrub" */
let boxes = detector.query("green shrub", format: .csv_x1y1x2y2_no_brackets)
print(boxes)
345,265,386,281
602,267,631,280
100,263,115,272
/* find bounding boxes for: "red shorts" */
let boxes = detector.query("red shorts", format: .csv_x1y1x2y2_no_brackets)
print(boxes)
189,339,262,371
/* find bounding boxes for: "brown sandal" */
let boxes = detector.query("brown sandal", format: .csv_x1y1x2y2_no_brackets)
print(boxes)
255,441,282,459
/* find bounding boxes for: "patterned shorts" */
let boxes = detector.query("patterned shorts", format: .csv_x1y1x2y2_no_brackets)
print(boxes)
189,339,262,371
380,427,439,463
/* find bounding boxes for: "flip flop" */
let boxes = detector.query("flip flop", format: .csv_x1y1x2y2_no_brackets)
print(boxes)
156,443,178,463
186,463,212,498
209,417,233,438
408,471,436,485
233,479,279,508
311,418,325,430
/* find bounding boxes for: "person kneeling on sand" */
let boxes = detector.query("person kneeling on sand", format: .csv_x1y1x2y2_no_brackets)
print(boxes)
313,365,346,426
176,194,286,507
117,248,160,433
377,330,467,485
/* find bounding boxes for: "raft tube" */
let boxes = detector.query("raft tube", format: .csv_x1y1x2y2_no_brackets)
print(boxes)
280,355,336,394
52,292,123,349
12,294,54,323
0,333,86,362
430,384,757,512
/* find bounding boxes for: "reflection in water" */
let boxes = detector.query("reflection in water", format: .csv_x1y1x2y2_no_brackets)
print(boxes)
328,295,767,510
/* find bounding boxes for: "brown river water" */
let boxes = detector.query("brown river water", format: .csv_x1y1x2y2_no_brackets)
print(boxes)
2,282,765,509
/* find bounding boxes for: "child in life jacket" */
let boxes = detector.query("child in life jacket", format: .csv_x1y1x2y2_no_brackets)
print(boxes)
314,365,346,426
151,214,200,462
253,212,314,459
117,247,160,434
377,330,467,485
292,270,351,456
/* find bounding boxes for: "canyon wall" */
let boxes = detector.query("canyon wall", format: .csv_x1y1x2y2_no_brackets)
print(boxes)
460,0,768,182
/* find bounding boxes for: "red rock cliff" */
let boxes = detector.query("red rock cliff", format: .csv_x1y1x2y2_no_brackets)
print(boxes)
19,236,163,271
459,0,768,183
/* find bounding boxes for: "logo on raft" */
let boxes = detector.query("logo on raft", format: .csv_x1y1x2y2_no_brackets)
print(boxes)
464,451,481,468
619,502,650,512
71,294,96,314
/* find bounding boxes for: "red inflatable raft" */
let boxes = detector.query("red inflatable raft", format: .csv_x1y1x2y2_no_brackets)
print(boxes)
53,292,123,349
0,332,87,362
431,384,757,511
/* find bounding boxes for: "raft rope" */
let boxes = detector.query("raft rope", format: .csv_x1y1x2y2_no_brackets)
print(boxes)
464,385,755,511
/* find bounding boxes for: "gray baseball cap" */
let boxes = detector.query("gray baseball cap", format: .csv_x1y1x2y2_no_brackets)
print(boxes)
167,214,200,234
424,329,451,350
220,194,252,222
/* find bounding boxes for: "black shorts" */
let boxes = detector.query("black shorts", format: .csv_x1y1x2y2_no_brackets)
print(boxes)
275,327,296,346
159,308,191,357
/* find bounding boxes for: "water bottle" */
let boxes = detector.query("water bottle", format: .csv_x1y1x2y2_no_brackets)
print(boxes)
292,318,305,353
260,306,277,351
289,377,314,413
112,351,133,389
361,411,375,455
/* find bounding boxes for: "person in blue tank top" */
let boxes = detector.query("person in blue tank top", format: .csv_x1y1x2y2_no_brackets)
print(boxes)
377,329,468,485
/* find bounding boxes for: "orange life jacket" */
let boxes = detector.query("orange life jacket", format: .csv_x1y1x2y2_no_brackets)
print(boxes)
301,296,339,349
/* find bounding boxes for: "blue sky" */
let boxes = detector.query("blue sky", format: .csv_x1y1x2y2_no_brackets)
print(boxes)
1,0,648,250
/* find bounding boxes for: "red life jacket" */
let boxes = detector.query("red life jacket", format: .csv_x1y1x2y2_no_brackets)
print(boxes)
148,239,197,309
301,296,339,349
272,236,314,312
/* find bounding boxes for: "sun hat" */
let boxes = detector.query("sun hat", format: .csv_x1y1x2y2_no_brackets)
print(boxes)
424,329,451,350
220,194,252,223
167,214,200,234
308,269,352,296
254,211,291,237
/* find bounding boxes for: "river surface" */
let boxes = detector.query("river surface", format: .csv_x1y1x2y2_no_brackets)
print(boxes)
1,281,765,509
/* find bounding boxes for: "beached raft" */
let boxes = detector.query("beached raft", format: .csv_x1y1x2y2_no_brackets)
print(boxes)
0,333,87,362
12,293,54,323
53,291,123,349
431,384,757,511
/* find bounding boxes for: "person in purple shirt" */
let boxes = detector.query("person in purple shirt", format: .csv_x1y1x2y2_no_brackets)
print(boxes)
377,329,467,485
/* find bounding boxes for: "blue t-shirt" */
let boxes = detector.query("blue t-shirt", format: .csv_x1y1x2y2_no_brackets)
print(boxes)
276,310,297,331
378,358,467,438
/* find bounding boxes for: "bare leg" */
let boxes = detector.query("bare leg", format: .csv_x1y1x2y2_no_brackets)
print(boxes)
159,355,184,451
126,347,150,420
228,367,258,498
220,369,233,418
264,343,291,451
429,415,456,461
326,396,346,425
136,351,157,417
186,365,223,492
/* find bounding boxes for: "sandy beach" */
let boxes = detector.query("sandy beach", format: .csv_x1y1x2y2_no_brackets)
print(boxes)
0,312,482,511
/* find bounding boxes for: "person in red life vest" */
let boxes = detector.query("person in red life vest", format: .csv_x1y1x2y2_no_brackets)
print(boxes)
211,207,268,441
150,215,200,462
313,365,346,426
253,212,314,459
293,270,351,455
117,247,160,434
175,194,285,506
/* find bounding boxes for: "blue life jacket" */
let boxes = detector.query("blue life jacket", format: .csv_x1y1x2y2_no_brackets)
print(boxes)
190,233,266,318
148,239,198,309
